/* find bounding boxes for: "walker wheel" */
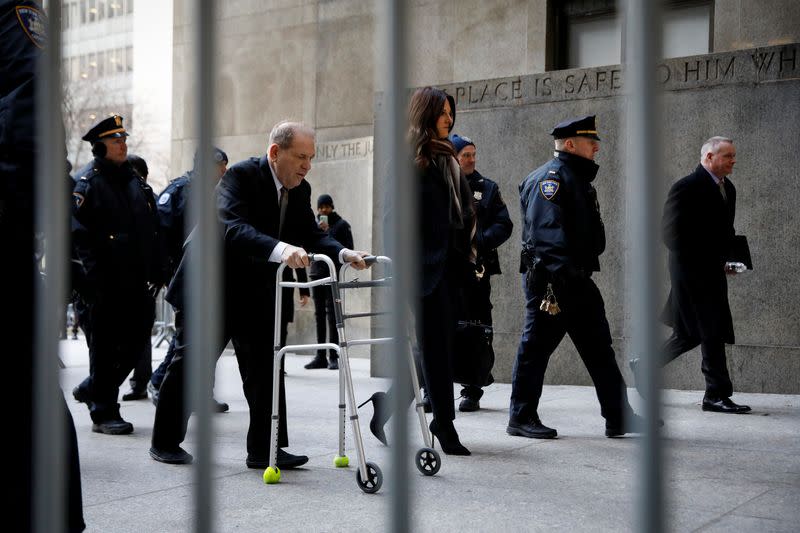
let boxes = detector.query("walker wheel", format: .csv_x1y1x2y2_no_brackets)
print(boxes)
356,462,383,494
415,447,441,476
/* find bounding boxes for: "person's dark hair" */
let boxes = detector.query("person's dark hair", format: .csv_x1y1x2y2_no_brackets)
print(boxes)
407,87,455,169
91,141,107,159
127,154,149,180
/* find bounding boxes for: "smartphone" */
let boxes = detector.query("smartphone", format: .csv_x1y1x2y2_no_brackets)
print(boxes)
319,215,328,225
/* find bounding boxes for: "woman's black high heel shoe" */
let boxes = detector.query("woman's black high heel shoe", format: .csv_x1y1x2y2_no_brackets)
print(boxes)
429,419,471,456
358,392,389,446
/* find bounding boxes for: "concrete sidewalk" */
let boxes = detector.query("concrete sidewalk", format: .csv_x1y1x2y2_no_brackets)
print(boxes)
59,338,799,532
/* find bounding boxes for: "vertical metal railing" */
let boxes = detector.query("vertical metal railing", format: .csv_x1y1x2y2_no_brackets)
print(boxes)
188,1,219,532
624,1,665,532
34,1,66,532
379,1,413,531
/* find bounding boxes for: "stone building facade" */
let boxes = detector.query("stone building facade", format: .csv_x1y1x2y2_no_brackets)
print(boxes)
170,0,800,392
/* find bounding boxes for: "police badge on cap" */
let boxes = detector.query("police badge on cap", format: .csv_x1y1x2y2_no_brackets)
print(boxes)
82,114,129,143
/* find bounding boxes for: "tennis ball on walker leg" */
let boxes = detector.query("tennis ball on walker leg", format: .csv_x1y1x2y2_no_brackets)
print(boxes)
334,455,350,468
263,466,281,484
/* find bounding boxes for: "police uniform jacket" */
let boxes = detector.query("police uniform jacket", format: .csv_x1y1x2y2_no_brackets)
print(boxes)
217,155,343,328
661,165,736,343
310,211,354,278
0,1,44,156
71,157,163,298
466,170,512,276
157,172,192,276
519,150,605,280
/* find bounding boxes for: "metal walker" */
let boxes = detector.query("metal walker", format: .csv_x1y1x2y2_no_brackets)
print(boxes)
265,254,382,493
264,253,441,493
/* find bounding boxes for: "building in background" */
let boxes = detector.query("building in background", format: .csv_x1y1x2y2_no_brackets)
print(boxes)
168,0,800,393
61,0,172,190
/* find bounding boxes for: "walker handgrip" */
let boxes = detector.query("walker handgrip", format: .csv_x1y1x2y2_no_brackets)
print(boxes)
363,255,378,266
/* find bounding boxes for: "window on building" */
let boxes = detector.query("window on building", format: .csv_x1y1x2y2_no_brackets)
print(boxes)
61,5,70,30
97,51,105,77
126,46,133,72
79,55,88,79
80,0,87,24
88,0,96,23
97,0,105,21
108,0,120,18
126,0,133,15
663,2,712,58
549,0,713,70
88,52,97,80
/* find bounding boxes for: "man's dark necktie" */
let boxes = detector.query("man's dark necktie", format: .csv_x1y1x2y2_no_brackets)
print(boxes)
718,179,728,203
278,186,288,237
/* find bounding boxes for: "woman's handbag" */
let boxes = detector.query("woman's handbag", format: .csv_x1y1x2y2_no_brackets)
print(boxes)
452,320,494,386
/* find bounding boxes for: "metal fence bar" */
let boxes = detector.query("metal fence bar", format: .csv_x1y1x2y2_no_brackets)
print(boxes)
34,2,66,533
188,1,219,532
380,0,413,531
624,1,665,532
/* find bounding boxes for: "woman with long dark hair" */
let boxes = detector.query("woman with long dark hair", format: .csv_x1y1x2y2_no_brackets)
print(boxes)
363,87,474,455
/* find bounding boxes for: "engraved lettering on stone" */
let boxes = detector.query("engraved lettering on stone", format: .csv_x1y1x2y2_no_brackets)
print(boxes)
780,48,796,72
752,51,774,73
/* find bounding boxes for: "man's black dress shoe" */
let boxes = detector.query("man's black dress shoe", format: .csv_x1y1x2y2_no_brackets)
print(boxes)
72,386,89,404
702,396,751,414
246,449,309,470
150,446,193,464
606,412,665,438
458,397,480,412
304,355,328,369
122,388,148,401
327,358,339,370
213,399,229,413
92,418,134,435
507,417,557,439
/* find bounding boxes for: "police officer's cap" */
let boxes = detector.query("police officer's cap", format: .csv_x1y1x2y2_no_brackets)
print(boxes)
82,114,129,143
317,194,334,208
192,147,228,169
550,115,600,141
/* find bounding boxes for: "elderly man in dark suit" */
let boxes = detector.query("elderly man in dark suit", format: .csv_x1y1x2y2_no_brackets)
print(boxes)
631,136,750,414
150,121,369,466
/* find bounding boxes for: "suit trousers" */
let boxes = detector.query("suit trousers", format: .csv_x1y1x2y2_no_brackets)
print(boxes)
510,274,629,425
459,273,494,399
662,333,733,398
312,283,339,359
151,311,290,455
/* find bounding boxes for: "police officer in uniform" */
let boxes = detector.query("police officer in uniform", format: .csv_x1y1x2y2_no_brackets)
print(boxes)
146,147,230,412
71,114,163,435
2,1,85,529
450,134,513,411
508,116,644,439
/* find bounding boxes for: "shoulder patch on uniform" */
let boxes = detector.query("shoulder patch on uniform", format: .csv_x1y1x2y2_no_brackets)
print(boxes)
158,192,171,205
540,179,560,200
15,6,46,49
79,175,88,181
73,192,85,209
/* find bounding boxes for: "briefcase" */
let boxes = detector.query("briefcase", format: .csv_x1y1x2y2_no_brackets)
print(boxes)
728,235,753,270
452,320,494,386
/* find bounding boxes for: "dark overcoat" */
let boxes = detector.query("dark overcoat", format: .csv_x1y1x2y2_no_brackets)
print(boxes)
661,164,736,343
217,155,343,333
